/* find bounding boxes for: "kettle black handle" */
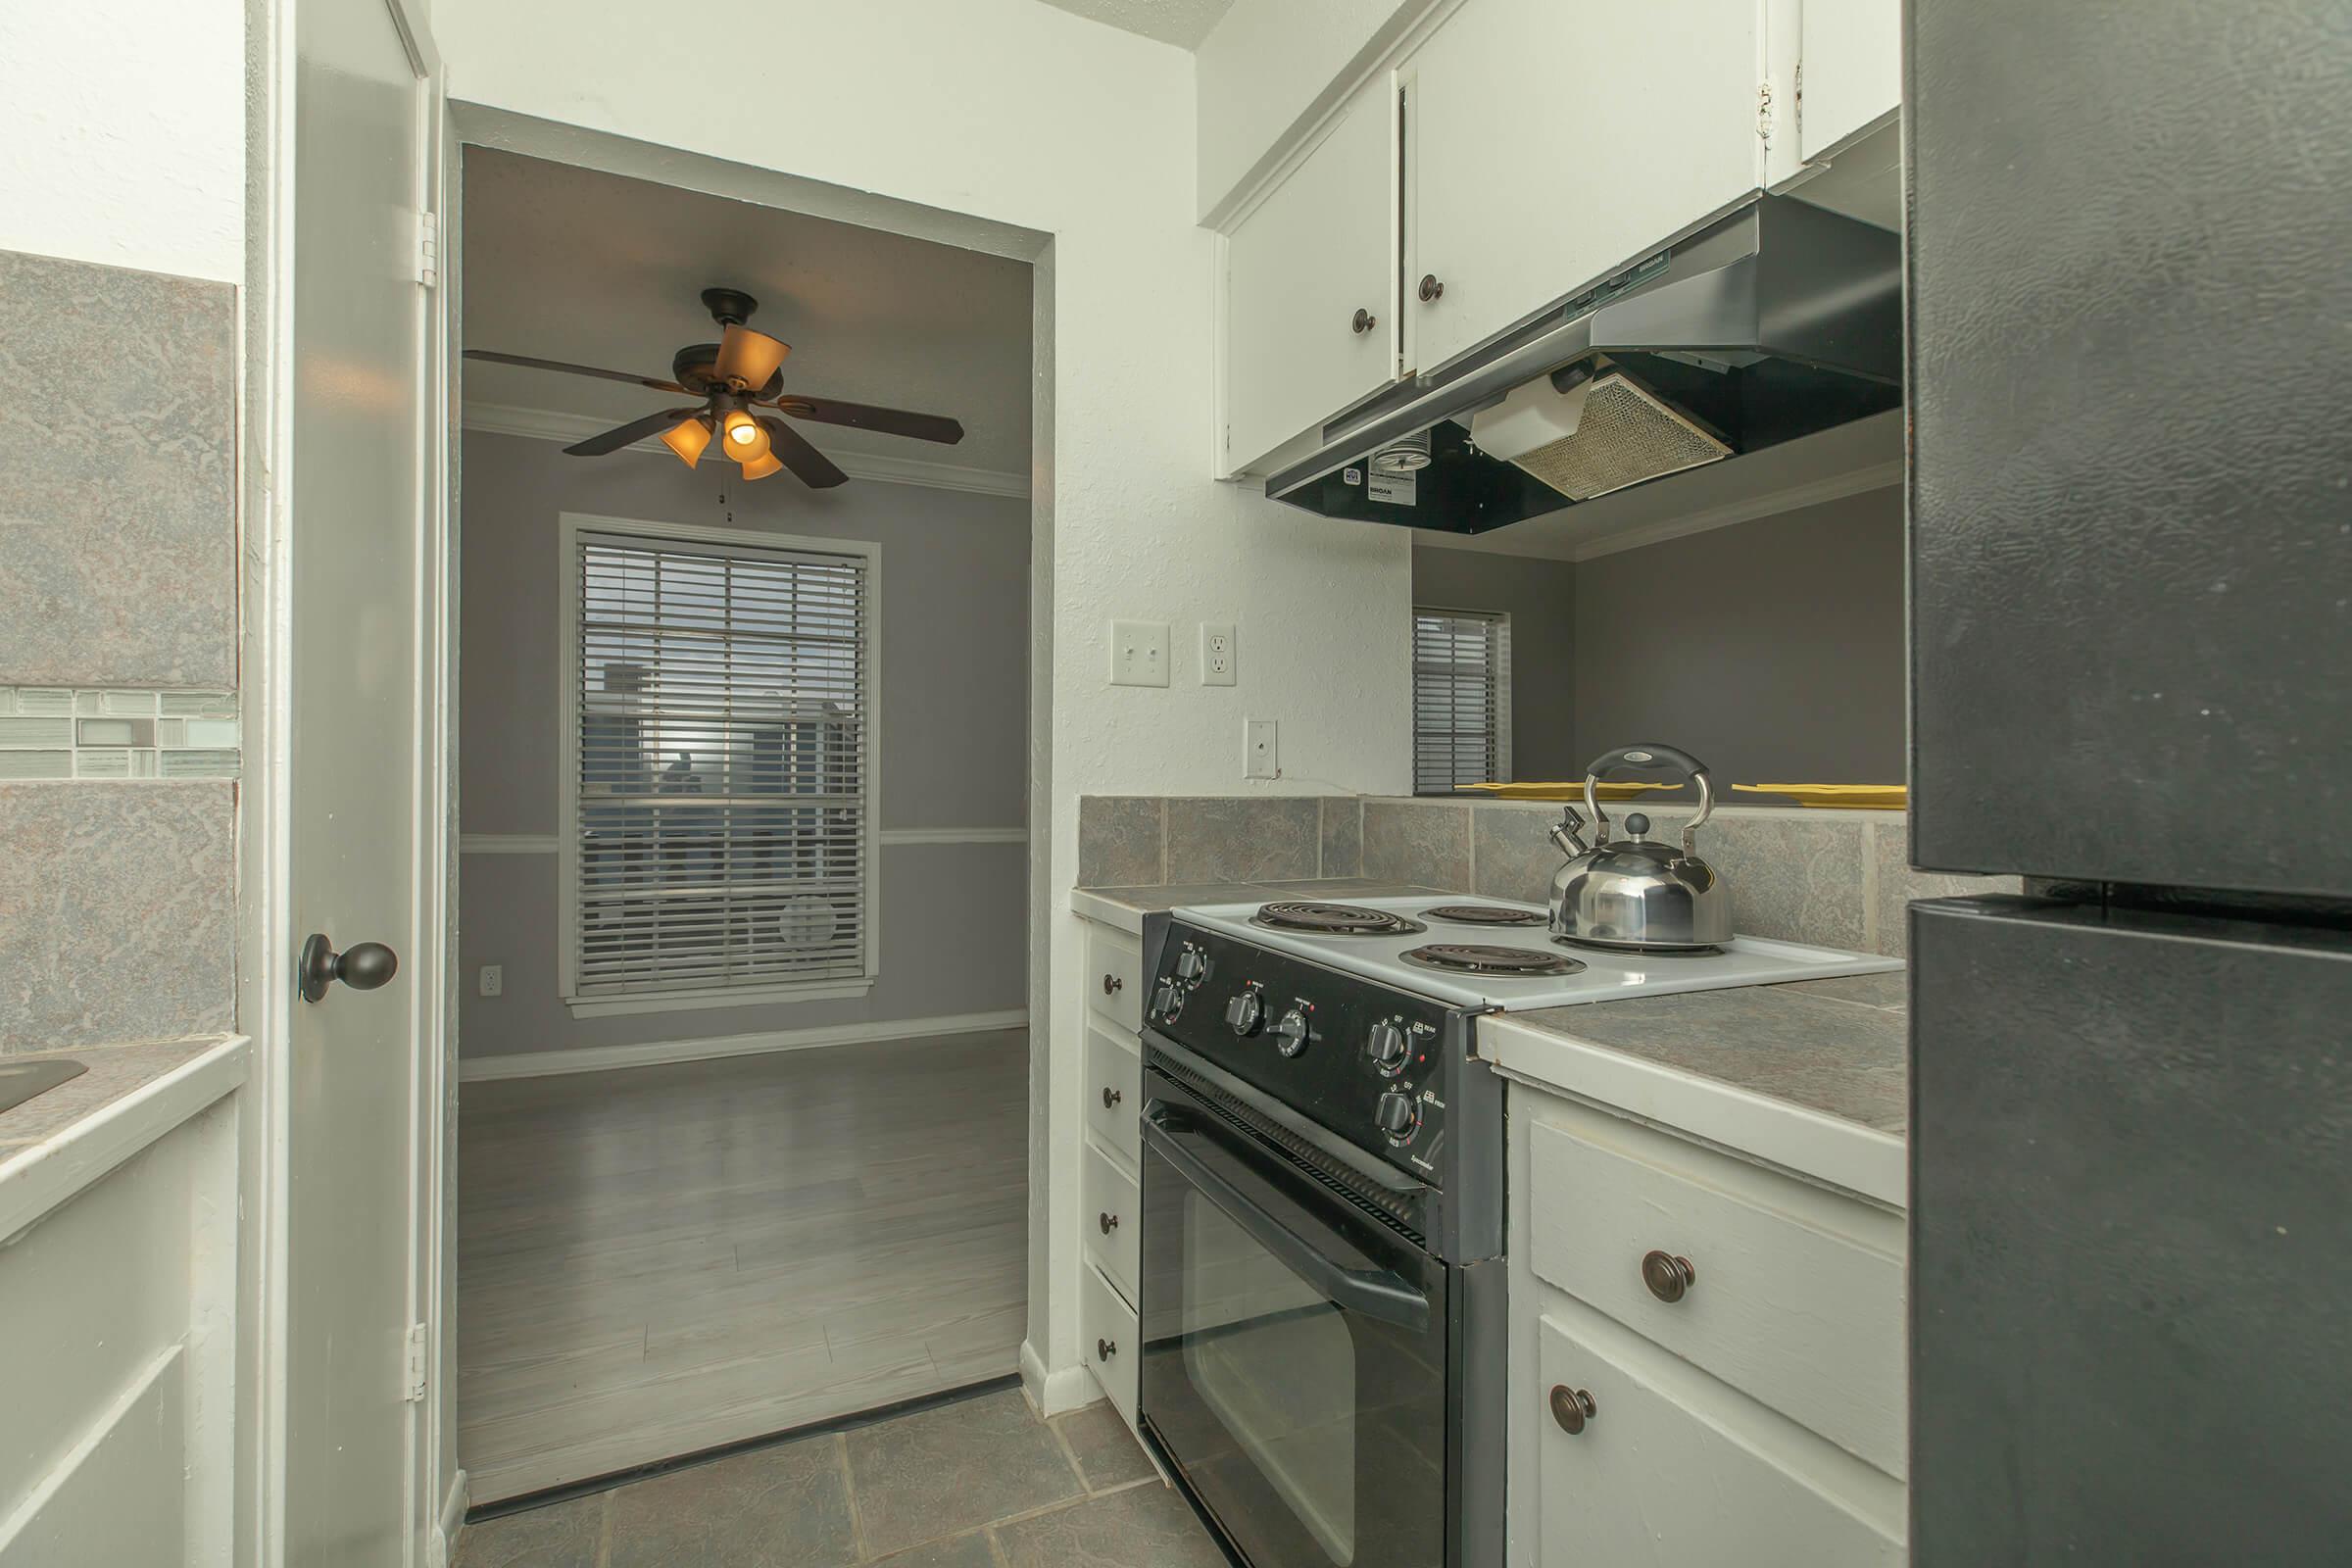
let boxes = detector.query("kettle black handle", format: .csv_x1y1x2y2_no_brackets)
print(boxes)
1583,744,1715,852
1585,744,1710,782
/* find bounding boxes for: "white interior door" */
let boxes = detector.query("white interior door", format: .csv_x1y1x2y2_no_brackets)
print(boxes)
280,0,435,1561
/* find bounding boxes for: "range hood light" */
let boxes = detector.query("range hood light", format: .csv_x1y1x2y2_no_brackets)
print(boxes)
1469,367,1594,464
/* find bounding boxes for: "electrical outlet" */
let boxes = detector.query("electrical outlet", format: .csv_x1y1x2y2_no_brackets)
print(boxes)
1200,622,1237,686
1109,619,1171,687
478,965,503,998
1246,718,1279,779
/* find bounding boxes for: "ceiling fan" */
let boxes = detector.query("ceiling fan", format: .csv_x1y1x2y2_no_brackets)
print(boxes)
463,286,965,488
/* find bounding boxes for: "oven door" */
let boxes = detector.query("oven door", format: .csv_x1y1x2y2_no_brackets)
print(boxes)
1139,1068,1449,1568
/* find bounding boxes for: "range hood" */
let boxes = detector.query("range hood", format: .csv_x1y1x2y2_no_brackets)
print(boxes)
1265,195,1902,534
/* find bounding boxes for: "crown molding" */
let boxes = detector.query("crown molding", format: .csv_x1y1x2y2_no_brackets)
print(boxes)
463,403,1031,500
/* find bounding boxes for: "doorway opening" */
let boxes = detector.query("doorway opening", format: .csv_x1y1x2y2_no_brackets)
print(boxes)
450,144,1039,1505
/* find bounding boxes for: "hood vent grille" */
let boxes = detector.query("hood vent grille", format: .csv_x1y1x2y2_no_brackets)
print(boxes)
1500,371,1731,502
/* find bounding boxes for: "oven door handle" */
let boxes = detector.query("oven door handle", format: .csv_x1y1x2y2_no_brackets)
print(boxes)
1144,1106,1433,1334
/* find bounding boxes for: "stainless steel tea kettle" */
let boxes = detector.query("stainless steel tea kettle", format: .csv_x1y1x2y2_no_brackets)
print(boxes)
1547,744,1733,952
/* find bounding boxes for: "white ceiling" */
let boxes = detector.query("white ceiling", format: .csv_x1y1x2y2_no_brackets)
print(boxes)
460,149,1034,478
1033,0,1237,48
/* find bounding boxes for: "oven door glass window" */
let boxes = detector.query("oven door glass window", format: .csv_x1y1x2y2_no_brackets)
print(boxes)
1141,1095,1448,1568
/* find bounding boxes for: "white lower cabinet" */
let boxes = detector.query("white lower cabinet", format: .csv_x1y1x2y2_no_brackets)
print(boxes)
1507,1079,1907,1566
1081,1260,1139,1430
1082,1140,1142,1305
1075,913,1147,1441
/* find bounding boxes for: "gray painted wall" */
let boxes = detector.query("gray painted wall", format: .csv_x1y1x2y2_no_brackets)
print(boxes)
458,431,1030,1059
1412,485,1905,787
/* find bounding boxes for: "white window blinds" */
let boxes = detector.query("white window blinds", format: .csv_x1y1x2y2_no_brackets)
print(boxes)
1412,608,1511,795
565,524,876,1005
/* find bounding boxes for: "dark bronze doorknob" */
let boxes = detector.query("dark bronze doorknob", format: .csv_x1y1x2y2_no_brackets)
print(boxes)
1549,1385,1595,1435
1642,1250,1696,1303
1418,272,1445,303
299,933,399,1004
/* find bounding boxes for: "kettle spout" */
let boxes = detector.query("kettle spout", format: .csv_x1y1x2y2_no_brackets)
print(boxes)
1548,806,1590,858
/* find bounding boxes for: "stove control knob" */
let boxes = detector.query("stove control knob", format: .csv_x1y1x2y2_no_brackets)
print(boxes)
1175,947,1207,984
1366,1020,1410,1074
1273,1006,1311,1057
1225,984,1264,1037
1376,1090,1420,1145
1151,980,1183,1019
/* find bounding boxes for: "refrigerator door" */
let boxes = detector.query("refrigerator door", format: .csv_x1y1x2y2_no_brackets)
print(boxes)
1910,896,2352,1563
1906,0,2352,895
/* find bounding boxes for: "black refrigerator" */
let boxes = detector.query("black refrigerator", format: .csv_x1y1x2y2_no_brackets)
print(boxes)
1904,1,2352,1561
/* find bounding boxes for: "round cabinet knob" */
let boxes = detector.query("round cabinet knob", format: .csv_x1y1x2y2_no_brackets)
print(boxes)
1102,972,1123,996
1642,1250,1696,1303
1273,1006,1312,1057
1366,1019,1409,1074
1097,1338,1117,1361
1225,986,1264,1037
1351,307,1377,334
1375,1090,1419,1145
1549,1385,1596,1436
1418,272,1446,303
1099,1210,1119,1235
1102,1086,1123,1109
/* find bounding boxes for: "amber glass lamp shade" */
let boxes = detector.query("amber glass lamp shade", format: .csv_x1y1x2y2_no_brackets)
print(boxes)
719,409,768,456
739,451,784,481
659,415,712,466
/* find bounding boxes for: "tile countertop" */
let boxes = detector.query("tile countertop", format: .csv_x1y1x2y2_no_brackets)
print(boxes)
1071,878,1448,936
0,1035,250,1239
1482,970,1910,1208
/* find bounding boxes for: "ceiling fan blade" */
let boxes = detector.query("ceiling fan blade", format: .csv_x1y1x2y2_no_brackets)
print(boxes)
758,416,849,488
564,408,707,458
712,324,790,390
463,349,688,394
771,395,964,445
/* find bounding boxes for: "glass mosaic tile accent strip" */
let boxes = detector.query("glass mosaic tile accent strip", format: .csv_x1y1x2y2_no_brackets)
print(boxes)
0,687,239,782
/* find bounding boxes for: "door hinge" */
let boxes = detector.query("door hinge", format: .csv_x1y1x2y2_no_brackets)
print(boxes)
1756,78,1776,151
1792,61,1804,139
416,210,441,289
404,1322,428,1401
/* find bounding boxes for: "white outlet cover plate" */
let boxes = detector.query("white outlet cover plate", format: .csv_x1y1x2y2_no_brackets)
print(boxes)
1110,619,1171,687
1200,622,1236,686
1246,717,1279,779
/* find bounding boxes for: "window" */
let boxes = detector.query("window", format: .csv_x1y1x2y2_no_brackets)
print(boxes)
560,515,878,1016
1412,608,1511,795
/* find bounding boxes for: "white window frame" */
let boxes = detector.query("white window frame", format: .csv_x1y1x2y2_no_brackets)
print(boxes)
557,512,882,1018
1411,605,1513,796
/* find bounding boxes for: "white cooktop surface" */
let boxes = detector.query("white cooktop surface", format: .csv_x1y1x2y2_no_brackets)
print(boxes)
1172,895,1901,1010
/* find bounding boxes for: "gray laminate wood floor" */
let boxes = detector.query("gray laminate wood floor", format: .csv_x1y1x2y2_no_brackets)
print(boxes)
452,1389,1228,1568
458,1032,1029,1504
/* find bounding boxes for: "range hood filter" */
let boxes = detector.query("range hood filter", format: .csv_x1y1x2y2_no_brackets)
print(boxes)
1501,371,1730,502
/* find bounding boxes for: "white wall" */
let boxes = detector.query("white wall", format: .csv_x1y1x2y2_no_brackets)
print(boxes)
0,0,245,282
433,0,1414,1404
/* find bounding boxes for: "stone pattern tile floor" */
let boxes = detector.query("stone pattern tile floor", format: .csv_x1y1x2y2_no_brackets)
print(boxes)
453,1389,1231,1568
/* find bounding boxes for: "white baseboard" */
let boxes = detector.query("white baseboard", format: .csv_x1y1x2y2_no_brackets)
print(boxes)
1020,1339,1102,1418
460,1009,1028,1083
429,1468,468,1568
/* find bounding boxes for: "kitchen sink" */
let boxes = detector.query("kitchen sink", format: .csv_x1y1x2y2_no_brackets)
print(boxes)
0,1058,87,1115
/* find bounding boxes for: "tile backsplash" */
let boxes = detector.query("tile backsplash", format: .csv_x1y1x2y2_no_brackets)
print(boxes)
1079,793,2017,958
0,686,241,781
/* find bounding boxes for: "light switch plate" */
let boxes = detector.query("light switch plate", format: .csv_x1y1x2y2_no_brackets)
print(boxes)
1109,620,1170,687
1245,718,1279,779
1200,623,1236,685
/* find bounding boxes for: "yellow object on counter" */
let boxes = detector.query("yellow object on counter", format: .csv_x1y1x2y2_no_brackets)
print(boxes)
1455,781,1681,802
1731,783,1909,808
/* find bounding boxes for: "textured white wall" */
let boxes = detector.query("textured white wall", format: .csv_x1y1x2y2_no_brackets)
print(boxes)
434,0,1413,1404
0,0,245,281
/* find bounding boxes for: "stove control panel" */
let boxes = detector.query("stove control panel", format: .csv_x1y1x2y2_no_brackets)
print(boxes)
1147,920,1460,1179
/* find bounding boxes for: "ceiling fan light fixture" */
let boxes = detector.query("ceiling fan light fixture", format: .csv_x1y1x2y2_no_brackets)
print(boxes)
739,451,784,481
721,409,764,451
659,414,712,466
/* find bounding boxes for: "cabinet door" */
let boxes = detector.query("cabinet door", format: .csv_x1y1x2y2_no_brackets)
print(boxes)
1534,1310,1902,1567
1797,0,1900,162
1223,83,1397,471
1403,0,1761,373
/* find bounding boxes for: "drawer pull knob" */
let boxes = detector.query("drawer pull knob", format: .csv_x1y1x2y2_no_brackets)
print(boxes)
1099,1210,1119,1235
1098,1338,1117,1361
1351,307,1377,334
1642,1250,1696,1303
1418,272,1446,303
1102,1086,1123,1109
1549,1385,1595,1436
1102,973,1123,995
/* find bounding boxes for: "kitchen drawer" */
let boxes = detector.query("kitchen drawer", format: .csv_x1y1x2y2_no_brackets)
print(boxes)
1085,921,1142,1036
1084,1021,1142,1168
1522,1098,1906,1476
1082,1141,1141,1307
1081,1259,1139,1432
1534,1308,1902,1566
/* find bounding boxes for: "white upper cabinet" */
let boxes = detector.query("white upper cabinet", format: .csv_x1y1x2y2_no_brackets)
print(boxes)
1795,0,1901,163
1401,0,1764,374
1222,82,1398,473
